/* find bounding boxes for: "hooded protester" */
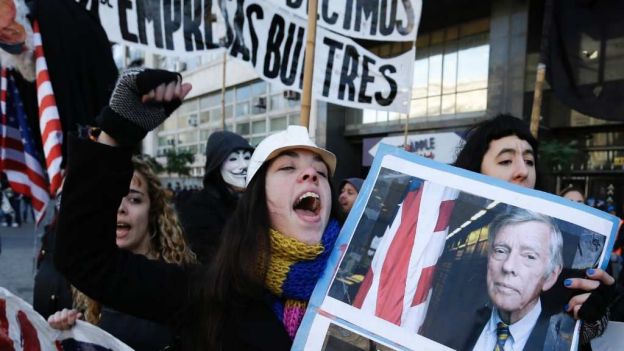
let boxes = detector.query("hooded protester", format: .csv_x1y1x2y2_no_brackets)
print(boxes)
177,131,253,263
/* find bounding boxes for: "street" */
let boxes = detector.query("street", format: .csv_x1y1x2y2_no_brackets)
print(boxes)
0,222,39,304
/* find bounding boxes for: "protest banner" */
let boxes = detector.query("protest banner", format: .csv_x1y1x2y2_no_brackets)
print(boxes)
221,0,415,113
265,0,421,41
79,0,417,113
294,144,620,350
77,0,223,56
0,287,132,350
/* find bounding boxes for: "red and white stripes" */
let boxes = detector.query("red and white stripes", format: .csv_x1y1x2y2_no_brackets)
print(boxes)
32,20,63,197
0,69,50,224
0,68,6,117
353,181,458,332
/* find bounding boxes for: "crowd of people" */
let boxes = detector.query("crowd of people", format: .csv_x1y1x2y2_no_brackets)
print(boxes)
0,179,33,227
22,68,622,350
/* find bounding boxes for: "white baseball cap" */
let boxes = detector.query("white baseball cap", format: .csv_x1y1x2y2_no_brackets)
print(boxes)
246,126,337,186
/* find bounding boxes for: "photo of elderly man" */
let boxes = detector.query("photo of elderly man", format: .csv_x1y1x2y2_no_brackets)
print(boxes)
473,209,563,351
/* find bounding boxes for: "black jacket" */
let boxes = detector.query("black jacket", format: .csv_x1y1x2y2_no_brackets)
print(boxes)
33,223,74,319
98,307,174,351
177,184,237,263
55,136,290,350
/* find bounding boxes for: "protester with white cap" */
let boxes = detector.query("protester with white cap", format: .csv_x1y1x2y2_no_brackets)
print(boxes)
54,69,341,350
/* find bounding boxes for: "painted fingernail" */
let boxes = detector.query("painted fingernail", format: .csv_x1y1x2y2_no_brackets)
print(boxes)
587,268,595,276
563,304,569,312
564,279,572,287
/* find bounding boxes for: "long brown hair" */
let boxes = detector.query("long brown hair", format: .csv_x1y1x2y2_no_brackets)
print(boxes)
185,156,340,350
75,156,196,324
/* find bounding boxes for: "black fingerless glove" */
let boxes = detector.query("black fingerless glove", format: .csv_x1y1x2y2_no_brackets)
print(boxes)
578,281,617,322
97,68,182,147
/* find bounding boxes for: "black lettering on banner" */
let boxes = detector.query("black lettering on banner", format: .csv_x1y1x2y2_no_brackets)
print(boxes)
379,0,397,36
119,0,138,43
218,0,233,47
286,0,304,9
338,45,360,101
342,0,354,30
264,15,286,79
397,0,415,35
375,64,397,106
184,0,206,51
321,37,343,97
354,0,378,35
204,0,219,49
230,0,250,61
358,55,375,103
246,4,264,66
164,0,182,50
102,0,114,9
280,23,305,85
321,0,338,24
136,0,164,48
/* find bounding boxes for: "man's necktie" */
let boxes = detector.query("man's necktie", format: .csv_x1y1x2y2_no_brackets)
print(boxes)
494,322,510,351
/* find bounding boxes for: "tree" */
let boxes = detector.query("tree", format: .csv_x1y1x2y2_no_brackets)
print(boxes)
164,149,195,177
539,139,582,174
139,154,165,174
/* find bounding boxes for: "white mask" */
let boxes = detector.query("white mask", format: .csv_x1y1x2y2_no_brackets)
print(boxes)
220,150,251,190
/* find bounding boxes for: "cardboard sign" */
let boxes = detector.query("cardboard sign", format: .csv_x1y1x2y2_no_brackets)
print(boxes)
295,144,619,351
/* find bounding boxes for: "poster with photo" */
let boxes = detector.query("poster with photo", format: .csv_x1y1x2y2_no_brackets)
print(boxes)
294,144,620,351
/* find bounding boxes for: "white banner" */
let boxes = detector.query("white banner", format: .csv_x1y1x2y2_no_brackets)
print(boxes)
80,0,417,112
223,0,414,113
0,287,132,351
266,0,421,41
313,31,413,113
78,0,224,56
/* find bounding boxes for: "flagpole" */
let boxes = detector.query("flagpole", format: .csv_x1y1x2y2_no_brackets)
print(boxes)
299,0,318,129
529,0,554,137
221,50,227,131
403,113,409,151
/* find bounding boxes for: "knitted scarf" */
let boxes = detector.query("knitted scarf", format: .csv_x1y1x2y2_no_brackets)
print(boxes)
264,219,341,339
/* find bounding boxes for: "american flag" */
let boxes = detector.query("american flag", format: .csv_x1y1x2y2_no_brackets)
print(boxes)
353,180,458,332
33,20,64,197
1,287,133,350
0,68,50,224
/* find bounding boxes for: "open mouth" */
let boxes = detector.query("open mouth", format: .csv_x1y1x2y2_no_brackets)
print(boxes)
293,191,321,217
116,222,131,237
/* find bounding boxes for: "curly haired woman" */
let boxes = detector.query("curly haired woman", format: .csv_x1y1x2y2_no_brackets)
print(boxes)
48,156,195,351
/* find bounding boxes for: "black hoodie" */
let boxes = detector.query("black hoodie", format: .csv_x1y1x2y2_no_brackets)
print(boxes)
177,131,253,263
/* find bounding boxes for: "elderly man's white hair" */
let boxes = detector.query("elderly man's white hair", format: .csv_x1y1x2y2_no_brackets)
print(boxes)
488,208,564,278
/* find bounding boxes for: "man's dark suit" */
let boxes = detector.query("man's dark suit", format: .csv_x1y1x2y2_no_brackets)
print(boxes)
422,304,574,351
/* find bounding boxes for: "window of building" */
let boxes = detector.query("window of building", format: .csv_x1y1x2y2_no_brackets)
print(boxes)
353,19,490,126
235,101,250,117
236,122,250,135
270,116,288,131
252,119,266,134
178,131,197,145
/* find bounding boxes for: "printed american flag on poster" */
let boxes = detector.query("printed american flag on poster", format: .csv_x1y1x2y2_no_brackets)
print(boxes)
352,180,458,332
0,68,49,224
0,287,132,350
33,20,64,197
